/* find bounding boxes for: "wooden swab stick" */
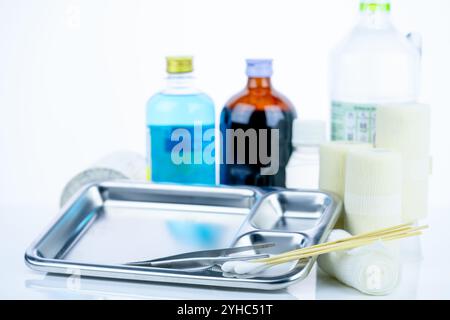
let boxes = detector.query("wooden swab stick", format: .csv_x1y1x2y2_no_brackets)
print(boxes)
288,225,425,257
347,223,412,239
265,228,425,263
264,231,423,265
256,224,427,265
262,226,426,262
257,224,423,262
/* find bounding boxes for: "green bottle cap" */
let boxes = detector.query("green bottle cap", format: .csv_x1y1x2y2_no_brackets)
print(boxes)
166,56,193,74
360,1,391,13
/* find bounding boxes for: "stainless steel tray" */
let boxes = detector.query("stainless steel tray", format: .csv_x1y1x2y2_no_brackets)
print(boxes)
25,181,341,291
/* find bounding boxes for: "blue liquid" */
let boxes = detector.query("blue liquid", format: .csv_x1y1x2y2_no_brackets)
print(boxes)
146,92,216,185
148,123,215,184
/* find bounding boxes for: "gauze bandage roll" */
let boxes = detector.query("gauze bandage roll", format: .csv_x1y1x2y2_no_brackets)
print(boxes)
60,151,147,206
344,149,402,234
319,142,373,228
376,104,431,223
318,229,400,296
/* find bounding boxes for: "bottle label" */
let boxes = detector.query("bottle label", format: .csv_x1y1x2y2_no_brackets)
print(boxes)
331,101,377,143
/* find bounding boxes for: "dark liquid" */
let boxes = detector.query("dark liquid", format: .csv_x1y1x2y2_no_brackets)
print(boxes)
220,107,295,187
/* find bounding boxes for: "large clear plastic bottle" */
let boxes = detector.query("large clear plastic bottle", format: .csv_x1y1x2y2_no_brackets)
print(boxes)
330,0,421,143
146,57,215,185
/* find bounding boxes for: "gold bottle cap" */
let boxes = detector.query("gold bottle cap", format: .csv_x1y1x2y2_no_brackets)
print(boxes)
166,56,193,74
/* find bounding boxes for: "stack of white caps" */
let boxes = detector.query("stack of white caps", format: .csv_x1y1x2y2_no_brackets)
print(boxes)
292,120,326,147
344,149,402,234
376,103,431,223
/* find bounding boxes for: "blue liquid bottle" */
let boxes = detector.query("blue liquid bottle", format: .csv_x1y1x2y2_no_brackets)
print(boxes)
146,57,216,185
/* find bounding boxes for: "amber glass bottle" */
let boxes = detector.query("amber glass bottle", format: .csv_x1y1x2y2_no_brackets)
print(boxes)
220,59,296,187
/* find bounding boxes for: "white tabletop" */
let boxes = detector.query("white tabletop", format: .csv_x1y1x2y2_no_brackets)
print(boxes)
1,203,449,300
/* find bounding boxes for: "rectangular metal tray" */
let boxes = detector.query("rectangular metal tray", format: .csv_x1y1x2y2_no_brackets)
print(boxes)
25,181,341,291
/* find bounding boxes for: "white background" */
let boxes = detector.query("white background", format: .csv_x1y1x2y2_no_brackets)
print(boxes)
1,0,449,211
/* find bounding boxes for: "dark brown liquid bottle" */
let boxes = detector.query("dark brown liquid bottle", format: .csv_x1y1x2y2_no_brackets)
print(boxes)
220,59,296,187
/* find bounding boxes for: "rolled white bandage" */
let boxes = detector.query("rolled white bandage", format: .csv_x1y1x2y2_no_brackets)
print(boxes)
60,151,147,206
376,103,431,223
344,149,402,234
318,230,400,296
319,142,373,228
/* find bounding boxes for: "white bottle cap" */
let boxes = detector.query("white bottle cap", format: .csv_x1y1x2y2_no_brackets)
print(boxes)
292,120,326,147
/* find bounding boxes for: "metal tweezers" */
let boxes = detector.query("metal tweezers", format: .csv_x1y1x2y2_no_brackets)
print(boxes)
126,243,275,272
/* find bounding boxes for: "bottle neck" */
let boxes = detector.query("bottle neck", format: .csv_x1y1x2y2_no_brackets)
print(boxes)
358,1,392,29
164,72,198,94
247,77,272,90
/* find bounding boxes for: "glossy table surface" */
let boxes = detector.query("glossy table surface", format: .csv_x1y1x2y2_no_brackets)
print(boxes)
1,204,449,300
